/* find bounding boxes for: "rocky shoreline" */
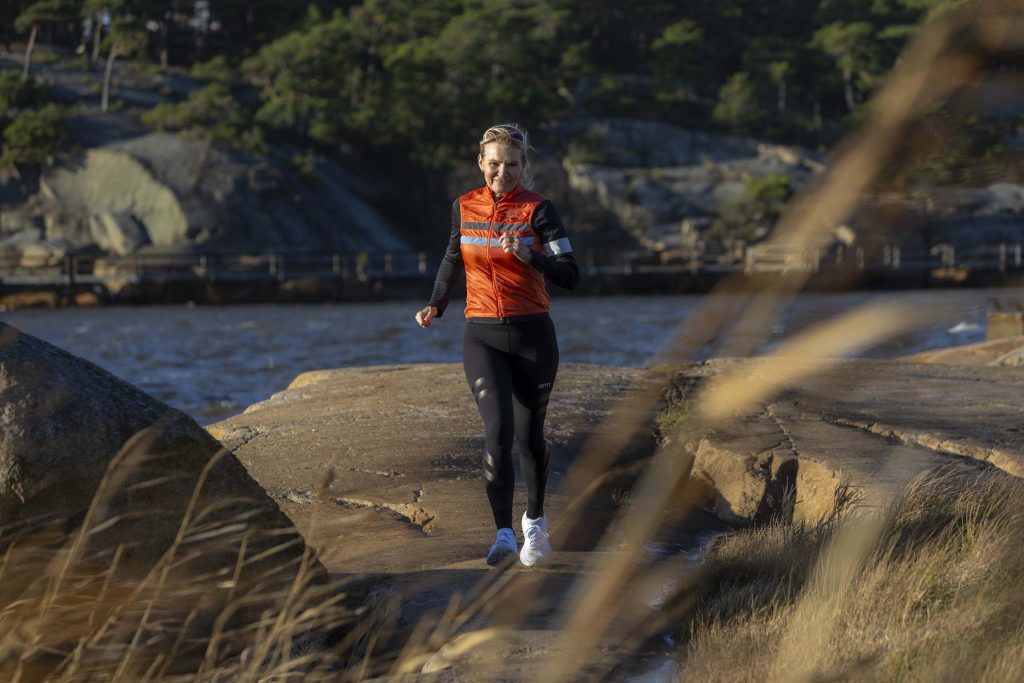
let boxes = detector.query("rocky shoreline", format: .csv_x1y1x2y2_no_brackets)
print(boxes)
4,317,1024,679
202,350,1024,678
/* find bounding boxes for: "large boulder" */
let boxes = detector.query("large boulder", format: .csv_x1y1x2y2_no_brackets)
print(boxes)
0,319,325,578
0,322,369,678
88,210,151,255
42,147,189,249
24,129,413,256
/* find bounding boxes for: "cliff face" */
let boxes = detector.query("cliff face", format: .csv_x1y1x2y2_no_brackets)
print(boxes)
0,129,412,263
4,112,1021,265
551,118,1024,254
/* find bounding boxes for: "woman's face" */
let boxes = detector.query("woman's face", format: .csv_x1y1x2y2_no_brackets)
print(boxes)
478,143,524,197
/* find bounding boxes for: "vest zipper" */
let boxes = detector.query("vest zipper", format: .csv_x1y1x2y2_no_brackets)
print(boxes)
486,193,505,318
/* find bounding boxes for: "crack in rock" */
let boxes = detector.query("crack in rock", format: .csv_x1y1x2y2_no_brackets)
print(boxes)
349,467,405,478
822,415,1022,477
763,404,800,458
206,424,264,451
267,487,316,504
335,497,436,535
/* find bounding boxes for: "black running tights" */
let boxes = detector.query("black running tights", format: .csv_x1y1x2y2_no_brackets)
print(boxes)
462,316,559,530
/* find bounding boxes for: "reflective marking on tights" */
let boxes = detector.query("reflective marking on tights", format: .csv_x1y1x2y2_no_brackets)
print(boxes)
483,451,502,484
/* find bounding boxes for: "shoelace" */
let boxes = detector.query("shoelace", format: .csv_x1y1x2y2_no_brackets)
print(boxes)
525,524,548,544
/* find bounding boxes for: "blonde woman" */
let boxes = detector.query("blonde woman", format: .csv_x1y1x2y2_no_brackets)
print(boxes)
415,123,579,566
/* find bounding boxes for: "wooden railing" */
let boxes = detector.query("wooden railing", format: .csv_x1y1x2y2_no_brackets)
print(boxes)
0,250,433,287
1,243,1022,288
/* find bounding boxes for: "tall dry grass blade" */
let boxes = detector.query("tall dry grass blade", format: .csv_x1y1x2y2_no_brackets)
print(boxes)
535,2,1017,678
700,302,936,419
539,435,698,682
770,511,889,682
39,426,156,621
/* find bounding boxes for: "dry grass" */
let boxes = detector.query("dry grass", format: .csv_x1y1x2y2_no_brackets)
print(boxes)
678,472,1024,682
0,442,376,682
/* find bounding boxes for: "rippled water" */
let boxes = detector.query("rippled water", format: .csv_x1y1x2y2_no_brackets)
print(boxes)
2,288,1017,424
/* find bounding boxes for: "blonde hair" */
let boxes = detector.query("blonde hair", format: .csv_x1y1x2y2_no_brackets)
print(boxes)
479,122,534,188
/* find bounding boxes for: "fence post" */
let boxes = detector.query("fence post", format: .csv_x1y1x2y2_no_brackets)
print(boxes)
332,253,341,276
999,243,1007,272
384,252,393,274
64,254,74,287
1016,244,1022,268
856,247,865,271
892,246,900,270
418,252,427,274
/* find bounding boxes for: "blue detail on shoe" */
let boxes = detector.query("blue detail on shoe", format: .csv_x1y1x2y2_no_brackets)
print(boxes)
486,527,518,566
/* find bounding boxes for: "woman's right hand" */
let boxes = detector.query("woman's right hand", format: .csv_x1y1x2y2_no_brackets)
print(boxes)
415,306,438,328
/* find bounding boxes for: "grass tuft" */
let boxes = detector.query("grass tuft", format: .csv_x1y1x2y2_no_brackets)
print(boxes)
675,472,1024,682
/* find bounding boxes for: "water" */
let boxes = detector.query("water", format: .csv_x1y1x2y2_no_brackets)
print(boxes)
1,288,1017,424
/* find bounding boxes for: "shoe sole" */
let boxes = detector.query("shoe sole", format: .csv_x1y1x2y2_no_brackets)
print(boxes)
519,550,553,567
486,548,517,567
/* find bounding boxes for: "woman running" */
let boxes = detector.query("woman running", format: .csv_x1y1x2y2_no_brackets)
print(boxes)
414,122,580,566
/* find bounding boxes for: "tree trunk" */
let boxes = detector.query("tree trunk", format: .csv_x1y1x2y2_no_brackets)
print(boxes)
92,16,102,65
843,65,855,111
160,16,170,69
22,25,38,80
101,45,120,112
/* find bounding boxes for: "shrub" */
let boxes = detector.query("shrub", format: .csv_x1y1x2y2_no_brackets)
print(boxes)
0,72,47,111
0,103,65,169
141,84,264,154
709,173,793,245
190,55,235,84
566,130,605,166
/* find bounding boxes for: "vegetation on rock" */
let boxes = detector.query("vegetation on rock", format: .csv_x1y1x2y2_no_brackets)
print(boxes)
676,472,1024,681
711,174,795,244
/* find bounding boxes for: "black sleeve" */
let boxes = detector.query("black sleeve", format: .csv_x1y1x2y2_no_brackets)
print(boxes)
427,199,465,317
529,200,580,290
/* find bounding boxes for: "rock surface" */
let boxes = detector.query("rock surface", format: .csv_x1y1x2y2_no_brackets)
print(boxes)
899,335,1024,367
0,320,322,586
206,363,705,680
553,118,1024,253
552,118,824,252
207,363,654,574
202,357,1024,678
20,132,412,256
664,358,1024,525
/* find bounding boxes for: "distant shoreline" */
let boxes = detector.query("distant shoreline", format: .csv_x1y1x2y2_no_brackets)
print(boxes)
4,267,1024,310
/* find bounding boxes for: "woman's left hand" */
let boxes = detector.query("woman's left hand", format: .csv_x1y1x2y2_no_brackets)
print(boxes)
499,232,532,263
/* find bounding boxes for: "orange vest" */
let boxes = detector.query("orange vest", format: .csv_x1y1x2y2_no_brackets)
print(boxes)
459,186,550,318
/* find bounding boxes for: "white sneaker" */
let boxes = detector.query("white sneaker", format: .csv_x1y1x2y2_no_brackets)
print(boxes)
520,513,553,566
486,528,518,566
